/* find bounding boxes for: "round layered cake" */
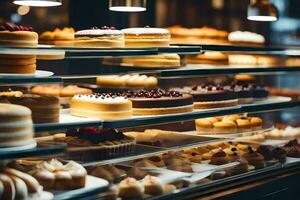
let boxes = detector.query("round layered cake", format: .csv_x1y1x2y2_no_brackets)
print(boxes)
175,85,238,109
185,51,228,65
121,27,170,47
70,94,132,120
123,89,194,115
228,31,265,46
74,26,124,48
3,95,60,123
0,103,34,147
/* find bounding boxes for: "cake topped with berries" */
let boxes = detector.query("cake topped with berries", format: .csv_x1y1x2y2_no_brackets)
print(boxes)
0,22,38,47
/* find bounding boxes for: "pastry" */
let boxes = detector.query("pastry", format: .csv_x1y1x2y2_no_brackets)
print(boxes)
228,54,257,65
0,103,34,148
39,27,75,46
249,117,263,130
256,145,274,161
143,175,164,195
54,171,72,190
174,85,238,109
185,51,228,65
122,89,193,115
242,147,265,169
74,26,124,47
0,91,23,97
10,176,28,200
89,166,114,183
195,118,216,134
96,74,158,88
272,147,287,163
213,121,237,134
32,170,55,190
120,54,181,68
236,118,252,132
147,156,166,167
134,159,158,169
118,177,144,199
230,84,254,104
1,94,60,123
226,152,248,175
127,166,148,180
122,27,170,47
209,150,229,165
0,174,16,200
70,93,132,119
31,84,93,97
167,25,228,44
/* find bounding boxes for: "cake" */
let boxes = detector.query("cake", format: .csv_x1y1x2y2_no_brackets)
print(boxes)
74,26,124,47
39,27,75,46
0,103,34,148
96,74,158,88
70,93,132,119
122,26,170,47
228,84,254,104
122,89,194,115
0,23,38,47
251,84,269,100
167,25,229,44
175,85,238,109
228,54,258,65
271,147,287,163
55,128,135,160
185,51,228,65
120,54,181,68
228,31,265,46
118,177,144,199
226,152,249,176
0,94,60,123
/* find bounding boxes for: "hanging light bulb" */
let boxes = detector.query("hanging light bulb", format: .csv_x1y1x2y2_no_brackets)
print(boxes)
109,0,146,12
247,0,279,21
13,0,62,7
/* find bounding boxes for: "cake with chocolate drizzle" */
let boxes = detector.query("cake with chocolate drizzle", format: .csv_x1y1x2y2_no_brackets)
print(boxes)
122,89,194,115
174,85,238,109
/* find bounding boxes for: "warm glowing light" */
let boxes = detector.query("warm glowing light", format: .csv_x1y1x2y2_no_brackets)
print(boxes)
109,6,146,12
247,16,277,21
13,0,62,7
17,5,30,15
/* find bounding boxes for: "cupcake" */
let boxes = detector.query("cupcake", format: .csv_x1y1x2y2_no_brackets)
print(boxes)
272,147,287,163
209,150,229,165
143,175,164,195
243,147,265,169
118,177,144,199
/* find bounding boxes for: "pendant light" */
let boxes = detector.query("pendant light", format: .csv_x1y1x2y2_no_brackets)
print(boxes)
109,0,146,12
13,0,62,7
247,0,278,21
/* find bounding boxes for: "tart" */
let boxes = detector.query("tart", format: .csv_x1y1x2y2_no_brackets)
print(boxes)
209,150,229,165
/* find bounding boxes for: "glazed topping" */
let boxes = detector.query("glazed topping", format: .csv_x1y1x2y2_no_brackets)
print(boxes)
123,89,183,98
0,22,33,32
213,150,226,157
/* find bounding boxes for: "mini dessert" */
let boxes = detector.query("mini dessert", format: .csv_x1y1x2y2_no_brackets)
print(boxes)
122,26,170,47
15,159,86,190
234,74,256,83
1,94,60,123
74,26,124,47
70,93,132,119
127,166,148,180
55,128,135,160
265,127,300,140
242,147,265,169
256,145,274,161
31,84,93,97
213,120,237,134
39,27,75,46
272,147,287,163
226,152,249,175
175,85,238,109
228,31,265,46
0,103,34,148
96,74,158,88
249,117,263,130
185,51,228,65
118,177,144,199
147,156,166,167
228,54,258,65
236,118,252,132
120,54,181,69
167,25,229,44
209,150,229,165
89,167,114,183
0,90,23,97
143,175,164,195
122,89,193,115
283,139,300,158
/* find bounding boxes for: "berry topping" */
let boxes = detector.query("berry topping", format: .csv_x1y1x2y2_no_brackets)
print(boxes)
0,22,33,32
213,150,226,157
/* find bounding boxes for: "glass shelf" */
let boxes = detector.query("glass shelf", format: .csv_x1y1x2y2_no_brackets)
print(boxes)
34,97,297,132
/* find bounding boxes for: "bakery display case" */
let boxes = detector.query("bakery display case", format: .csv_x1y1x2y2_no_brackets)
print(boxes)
1,1,300,200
